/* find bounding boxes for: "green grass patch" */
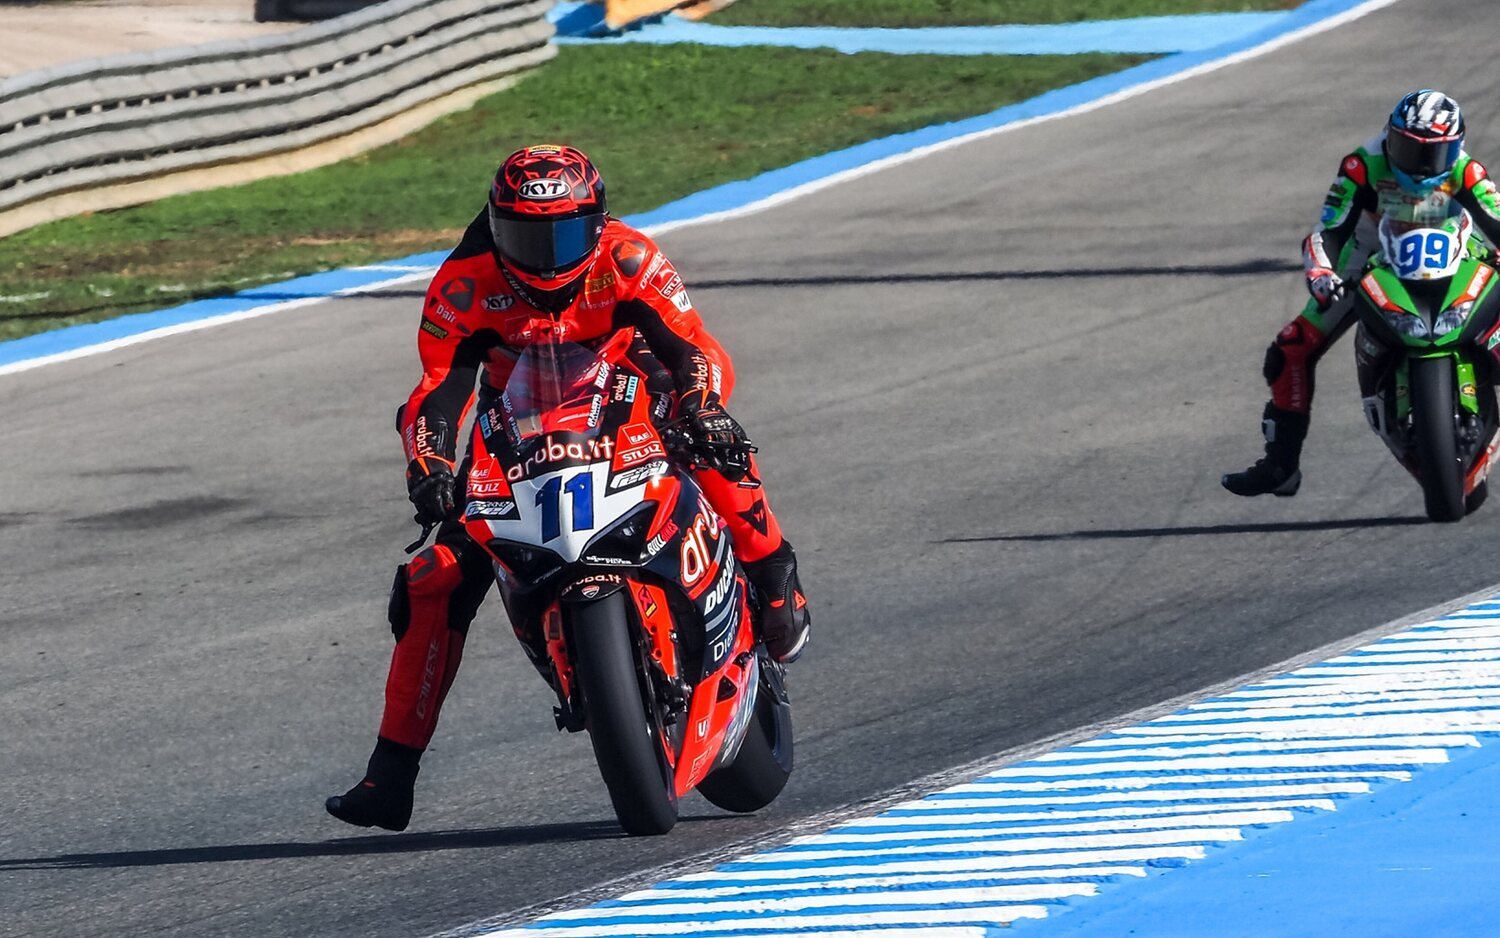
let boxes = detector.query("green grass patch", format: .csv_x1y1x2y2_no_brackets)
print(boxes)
0,44,1147,341
713,0,1301,28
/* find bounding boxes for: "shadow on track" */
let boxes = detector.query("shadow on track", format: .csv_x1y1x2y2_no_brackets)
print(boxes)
693,258,1299,291
0,817,708,871
0,259,1297,322
941,516,1429,543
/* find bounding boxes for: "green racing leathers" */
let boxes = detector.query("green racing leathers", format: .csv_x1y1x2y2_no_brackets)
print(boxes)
1223,133,1500,497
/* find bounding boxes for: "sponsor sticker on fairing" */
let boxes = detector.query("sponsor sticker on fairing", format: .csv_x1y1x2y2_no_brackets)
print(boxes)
506,435,617,481
464,499,517,519
644,520,678,558
478,408,505,439
671,291,692,312
621,423,654,446
611,373,639,403
610,459,669,490
470,478,510,498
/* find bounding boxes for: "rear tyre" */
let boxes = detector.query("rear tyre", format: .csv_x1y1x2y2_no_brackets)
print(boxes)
1411,356,1466,523
569,592,677,835
697,662,794,813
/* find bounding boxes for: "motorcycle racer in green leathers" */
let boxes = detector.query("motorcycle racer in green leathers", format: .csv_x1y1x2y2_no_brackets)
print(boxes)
1224,90,1500,496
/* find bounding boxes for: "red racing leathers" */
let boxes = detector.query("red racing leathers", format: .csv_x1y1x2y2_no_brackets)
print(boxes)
379,213,787,751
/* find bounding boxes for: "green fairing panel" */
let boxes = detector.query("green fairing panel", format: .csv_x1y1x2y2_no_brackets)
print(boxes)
1457,359,1479,415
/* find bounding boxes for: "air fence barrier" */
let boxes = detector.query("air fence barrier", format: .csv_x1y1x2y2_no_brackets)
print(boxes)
0,0,555,237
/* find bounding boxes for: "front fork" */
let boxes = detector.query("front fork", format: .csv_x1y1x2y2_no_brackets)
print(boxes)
1357,330,1492,476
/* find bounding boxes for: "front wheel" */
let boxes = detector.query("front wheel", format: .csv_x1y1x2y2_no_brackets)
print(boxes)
697,660,794,813
1411,356,1466,523
569,592,678,835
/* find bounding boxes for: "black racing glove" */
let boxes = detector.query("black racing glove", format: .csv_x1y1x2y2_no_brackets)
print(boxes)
406,456,457,526
678,389,756,481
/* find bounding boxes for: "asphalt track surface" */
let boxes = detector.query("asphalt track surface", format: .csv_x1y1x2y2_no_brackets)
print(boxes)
3,2,1496,934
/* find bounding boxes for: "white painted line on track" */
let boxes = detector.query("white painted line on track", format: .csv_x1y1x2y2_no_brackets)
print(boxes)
441,577,1500,938
640,0,1406,241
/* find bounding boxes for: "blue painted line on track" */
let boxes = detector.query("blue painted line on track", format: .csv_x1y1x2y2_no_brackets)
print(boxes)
1029,736,1500,936
553,9,1289,56
0,0,1374,376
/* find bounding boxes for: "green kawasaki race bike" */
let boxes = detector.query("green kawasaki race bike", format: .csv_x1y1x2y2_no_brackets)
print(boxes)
1354,210,1500,522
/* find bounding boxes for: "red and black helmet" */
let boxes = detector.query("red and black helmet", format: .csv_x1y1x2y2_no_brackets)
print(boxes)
489,145,607,311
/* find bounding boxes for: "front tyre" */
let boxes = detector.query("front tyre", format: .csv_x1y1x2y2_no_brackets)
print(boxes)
1411,356,1466,523
569,592,678,835
697,660,794,813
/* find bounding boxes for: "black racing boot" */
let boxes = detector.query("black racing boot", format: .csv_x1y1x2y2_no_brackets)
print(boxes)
1221,403,1308,497
743,541,811,664
325,737,421,832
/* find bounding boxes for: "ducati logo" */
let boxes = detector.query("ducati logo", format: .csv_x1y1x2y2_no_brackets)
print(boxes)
582,585,601,599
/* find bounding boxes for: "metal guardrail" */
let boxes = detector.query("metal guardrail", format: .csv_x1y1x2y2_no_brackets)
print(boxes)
0,0,554,226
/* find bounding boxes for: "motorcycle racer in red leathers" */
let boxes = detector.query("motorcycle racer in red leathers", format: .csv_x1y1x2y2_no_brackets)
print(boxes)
326,145,810,832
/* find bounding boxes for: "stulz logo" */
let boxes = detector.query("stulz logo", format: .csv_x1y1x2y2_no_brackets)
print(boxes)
469,479,509,498
519,178,571,201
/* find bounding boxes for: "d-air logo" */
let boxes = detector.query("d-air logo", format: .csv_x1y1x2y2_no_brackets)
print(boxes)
519,178,570,201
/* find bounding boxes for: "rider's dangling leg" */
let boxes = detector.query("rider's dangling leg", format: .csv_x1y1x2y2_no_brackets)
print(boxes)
1223,241,1367,497
326,522,493,831
626,336,811,663
695,458,810,663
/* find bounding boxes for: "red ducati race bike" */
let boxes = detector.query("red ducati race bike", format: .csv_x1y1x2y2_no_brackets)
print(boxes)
457,331,793,835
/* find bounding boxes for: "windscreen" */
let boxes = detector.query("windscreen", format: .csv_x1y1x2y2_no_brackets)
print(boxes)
500,338,611,447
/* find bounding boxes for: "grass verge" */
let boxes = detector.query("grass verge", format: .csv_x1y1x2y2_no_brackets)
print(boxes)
0,44,1147,341
713,0,1302,28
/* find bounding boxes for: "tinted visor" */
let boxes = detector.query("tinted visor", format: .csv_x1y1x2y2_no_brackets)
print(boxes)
491,212,605,275
1387,128,1463,179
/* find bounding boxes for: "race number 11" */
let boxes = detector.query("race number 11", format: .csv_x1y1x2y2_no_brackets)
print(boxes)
536,472,594,541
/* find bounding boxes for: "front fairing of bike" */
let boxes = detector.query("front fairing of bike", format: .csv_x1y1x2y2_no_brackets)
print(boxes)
1354,214,1500,484
464,337,666,567
461,336,762,795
